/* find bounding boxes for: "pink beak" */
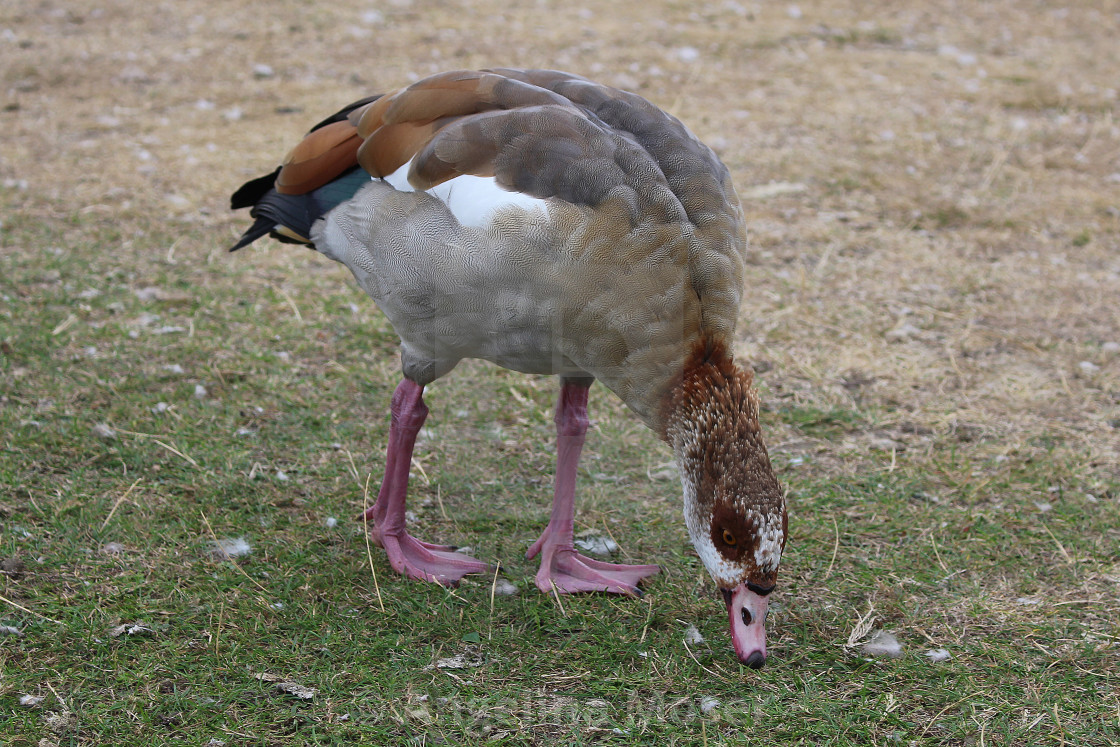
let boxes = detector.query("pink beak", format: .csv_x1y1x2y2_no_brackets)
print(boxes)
725,582,769,669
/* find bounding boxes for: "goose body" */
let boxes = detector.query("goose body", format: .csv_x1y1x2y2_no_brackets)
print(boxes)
231,68,787,667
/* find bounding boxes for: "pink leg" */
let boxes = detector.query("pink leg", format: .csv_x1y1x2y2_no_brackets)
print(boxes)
359,379,489,585
526,379,659,596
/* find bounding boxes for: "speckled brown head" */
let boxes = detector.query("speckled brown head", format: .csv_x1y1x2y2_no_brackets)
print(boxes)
662,338,787,668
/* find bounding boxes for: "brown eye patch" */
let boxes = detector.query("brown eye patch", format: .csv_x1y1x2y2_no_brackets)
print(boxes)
710,502,755,562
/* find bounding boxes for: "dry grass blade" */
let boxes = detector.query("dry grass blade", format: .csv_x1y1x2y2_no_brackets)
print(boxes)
342,449,362,489
111,426,202,470
277,287,303,322
824,515,840,579
920,691,990,740
1041,523,1073,565
100,477,142,531
682,639,730,682
548,579,568,618
487,563,501,641
152,439,200,468
360,472,386,614
930,533,949,573
0,594,64,626
846,604,877,648
640,594,654,643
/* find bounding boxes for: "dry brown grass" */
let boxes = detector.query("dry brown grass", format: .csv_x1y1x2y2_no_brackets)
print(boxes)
5,0,1116,479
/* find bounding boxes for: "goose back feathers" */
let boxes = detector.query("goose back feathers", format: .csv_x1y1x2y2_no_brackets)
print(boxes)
233,68,746,429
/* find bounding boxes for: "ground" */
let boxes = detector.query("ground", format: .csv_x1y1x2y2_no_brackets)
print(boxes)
1,0,1118,744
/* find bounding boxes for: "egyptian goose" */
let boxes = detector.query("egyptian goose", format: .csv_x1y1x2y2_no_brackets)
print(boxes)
230,68,787,668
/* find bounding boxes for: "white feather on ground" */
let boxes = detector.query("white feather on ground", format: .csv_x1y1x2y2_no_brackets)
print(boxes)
861,630,904,658
210,537,251,558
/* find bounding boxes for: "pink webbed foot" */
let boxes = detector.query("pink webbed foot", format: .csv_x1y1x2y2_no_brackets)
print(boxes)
359,504,489,585
377,529,490,585
527,531,659,596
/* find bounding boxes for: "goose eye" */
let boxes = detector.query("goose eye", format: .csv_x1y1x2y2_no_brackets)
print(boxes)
722,529,737,546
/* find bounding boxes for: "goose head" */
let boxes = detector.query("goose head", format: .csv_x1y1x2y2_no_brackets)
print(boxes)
664,341,787,669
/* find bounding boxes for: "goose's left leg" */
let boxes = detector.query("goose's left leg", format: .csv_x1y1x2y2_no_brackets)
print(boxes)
360,379,490,584
527,378,660,596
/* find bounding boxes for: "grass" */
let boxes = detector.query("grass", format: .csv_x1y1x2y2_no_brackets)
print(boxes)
2,197,1117,746
2,0,1119,744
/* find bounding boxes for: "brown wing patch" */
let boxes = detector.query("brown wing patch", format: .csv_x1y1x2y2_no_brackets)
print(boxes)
356,117,458,179
382,70,571,122
381,71,496,122
276,120,362,195
352,93,397,138
352,70,583,186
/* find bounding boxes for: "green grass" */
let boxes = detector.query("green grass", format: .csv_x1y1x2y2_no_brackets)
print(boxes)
772,405,867,440
2,209,1119,746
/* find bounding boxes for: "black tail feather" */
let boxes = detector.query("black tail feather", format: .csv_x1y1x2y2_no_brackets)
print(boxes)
306,94,383,134
231,167,281,210
229,217,276,252
229,189,315,252
229,167,372,252
229,95,385,252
